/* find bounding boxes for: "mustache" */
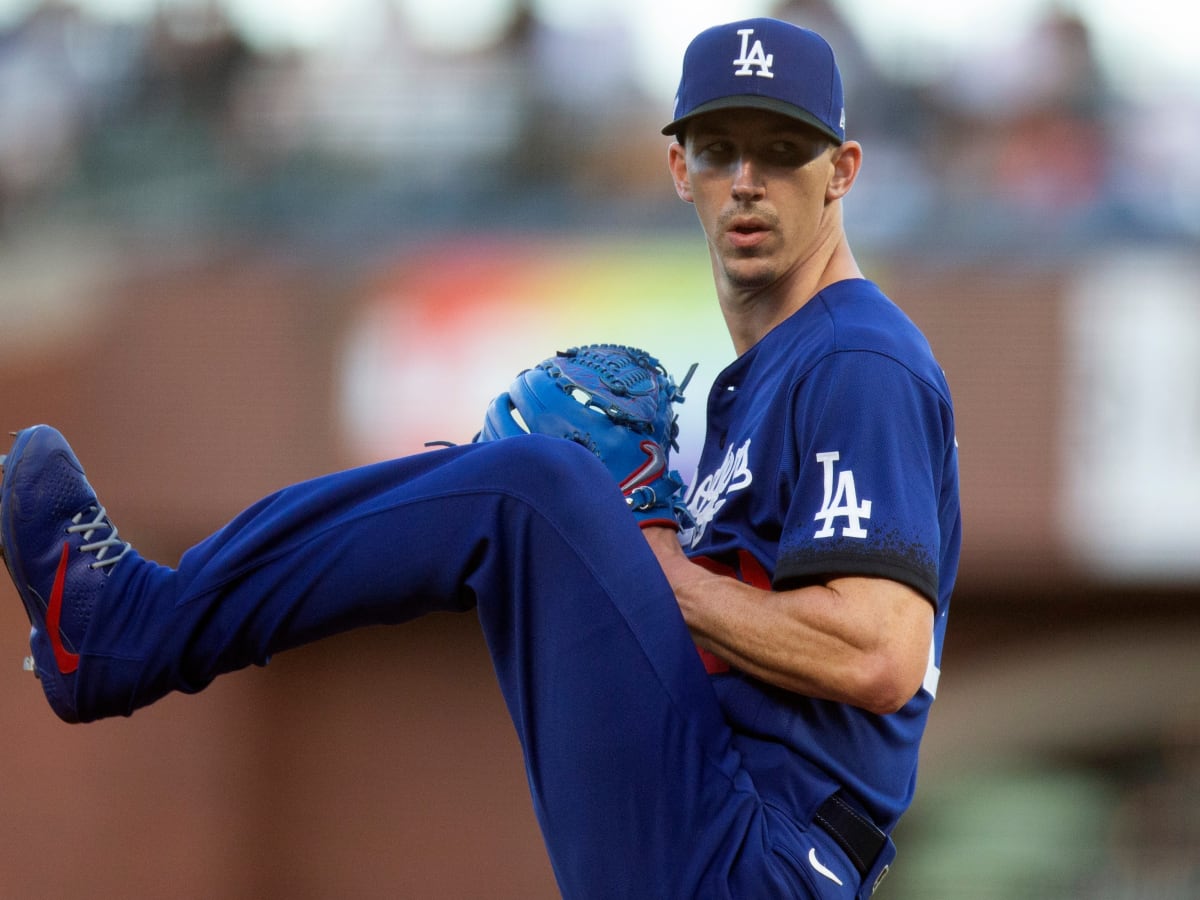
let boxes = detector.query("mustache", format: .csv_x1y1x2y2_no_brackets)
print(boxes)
718,206,779,231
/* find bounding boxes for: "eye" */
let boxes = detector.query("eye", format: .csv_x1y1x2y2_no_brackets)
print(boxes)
695,139,734,161
767,140,820,166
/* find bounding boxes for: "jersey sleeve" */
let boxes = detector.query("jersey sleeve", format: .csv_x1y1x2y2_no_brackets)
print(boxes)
773,349,952,606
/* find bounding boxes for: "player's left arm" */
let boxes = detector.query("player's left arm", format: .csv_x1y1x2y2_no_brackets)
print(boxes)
661,340,952,713
643,529,934,716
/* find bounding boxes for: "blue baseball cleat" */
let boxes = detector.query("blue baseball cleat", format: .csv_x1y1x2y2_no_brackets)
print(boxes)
0,425,130,723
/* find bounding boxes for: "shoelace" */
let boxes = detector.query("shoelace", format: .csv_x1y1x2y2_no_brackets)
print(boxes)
68,505,132,569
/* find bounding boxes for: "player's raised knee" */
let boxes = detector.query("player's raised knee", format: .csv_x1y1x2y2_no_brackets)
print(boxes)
480,434,615,502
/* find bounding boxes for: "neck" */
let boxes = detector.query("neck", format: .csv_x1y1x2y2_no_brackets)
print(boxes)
720,236,862,356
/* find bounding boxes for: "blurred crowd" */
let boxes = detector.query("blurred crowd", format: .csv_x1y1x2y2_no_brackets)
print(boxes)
0,0,1198,259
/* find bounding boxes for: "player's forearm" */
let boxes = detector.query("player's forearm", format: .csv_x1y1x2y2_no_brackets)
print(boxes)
679,574,902,711
641,528,929,713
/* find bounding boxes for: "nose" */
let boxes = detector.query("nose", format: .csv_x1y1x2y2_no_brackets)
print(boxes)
731,155,765,201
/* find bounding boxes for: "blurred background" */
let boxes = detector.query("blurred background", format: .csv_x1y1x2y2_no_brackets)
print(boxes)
0,0,1198,896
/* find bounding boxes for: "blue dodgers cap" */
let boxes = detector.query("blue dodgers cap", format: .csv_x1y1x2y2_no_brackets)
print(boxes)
662,18,845,143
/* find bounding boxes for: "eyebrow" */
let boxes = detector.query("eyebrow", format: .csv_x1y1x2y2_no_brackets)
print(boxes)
689,116,825,141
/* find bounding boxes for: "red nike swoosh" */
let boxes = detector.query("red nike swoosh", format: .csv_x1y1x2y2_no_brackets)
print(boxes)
618,441,666,493
47,542,80,675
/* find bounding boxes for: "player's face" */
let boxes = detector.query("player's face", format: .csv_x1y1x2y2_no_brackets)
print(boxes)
670,109,845,293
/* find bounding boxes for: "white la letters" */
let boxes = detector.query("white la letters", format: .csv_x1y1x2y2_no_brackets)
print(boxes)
813,451,871,539
733,28,775,78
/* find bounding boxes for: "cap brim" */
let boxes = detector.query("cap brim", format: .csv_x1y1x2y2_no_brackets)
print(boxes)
661,95,842,143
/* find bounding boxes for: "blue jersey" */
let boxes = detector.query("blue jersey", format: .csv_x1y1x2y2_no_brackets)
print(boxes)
682,277,961,831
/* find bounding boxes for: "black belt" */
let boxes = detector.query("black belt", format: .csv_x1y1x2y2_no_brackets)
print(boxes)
813,792,888,878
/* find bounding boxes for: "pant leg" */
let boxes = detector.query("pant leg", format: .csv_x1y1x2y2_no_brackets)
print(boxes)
75,436,811,898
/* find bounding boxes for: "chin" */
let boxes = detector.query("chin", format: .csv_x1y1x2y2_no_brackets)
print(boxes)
724,262,778,290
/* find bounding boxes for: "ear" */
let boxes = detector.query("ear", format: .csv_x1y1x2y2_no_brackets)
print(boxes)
668,142,693,203
826,141,862,202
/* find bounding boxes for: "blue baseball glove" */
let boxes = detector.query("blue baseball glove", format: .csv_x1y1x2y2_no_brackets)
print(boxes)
475,345,696,530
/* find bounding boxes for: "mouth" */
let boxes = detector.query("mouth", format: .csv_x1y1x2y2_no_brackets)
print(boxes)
726,218,771,249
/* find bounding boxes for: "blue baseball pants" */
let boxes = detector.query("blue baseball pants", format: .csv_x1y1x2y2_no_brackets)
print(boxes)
73,436,887,898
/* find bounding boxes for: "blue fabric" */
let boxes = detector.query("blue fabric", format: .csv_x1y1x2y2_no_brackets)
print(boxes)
71,435,869,898
681,278,961,833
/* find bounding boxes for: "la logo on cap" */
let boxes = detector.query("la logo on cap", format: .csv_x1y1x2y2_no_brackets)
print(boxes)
733,28,774,78
661,18,846,144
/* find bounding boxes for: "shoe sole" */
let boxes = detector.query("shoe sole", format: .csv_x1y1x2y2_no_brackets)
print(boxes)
0,438,11,567
0,443,7,562
0,441,33,674
0,428,35,588
1,429,51,679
